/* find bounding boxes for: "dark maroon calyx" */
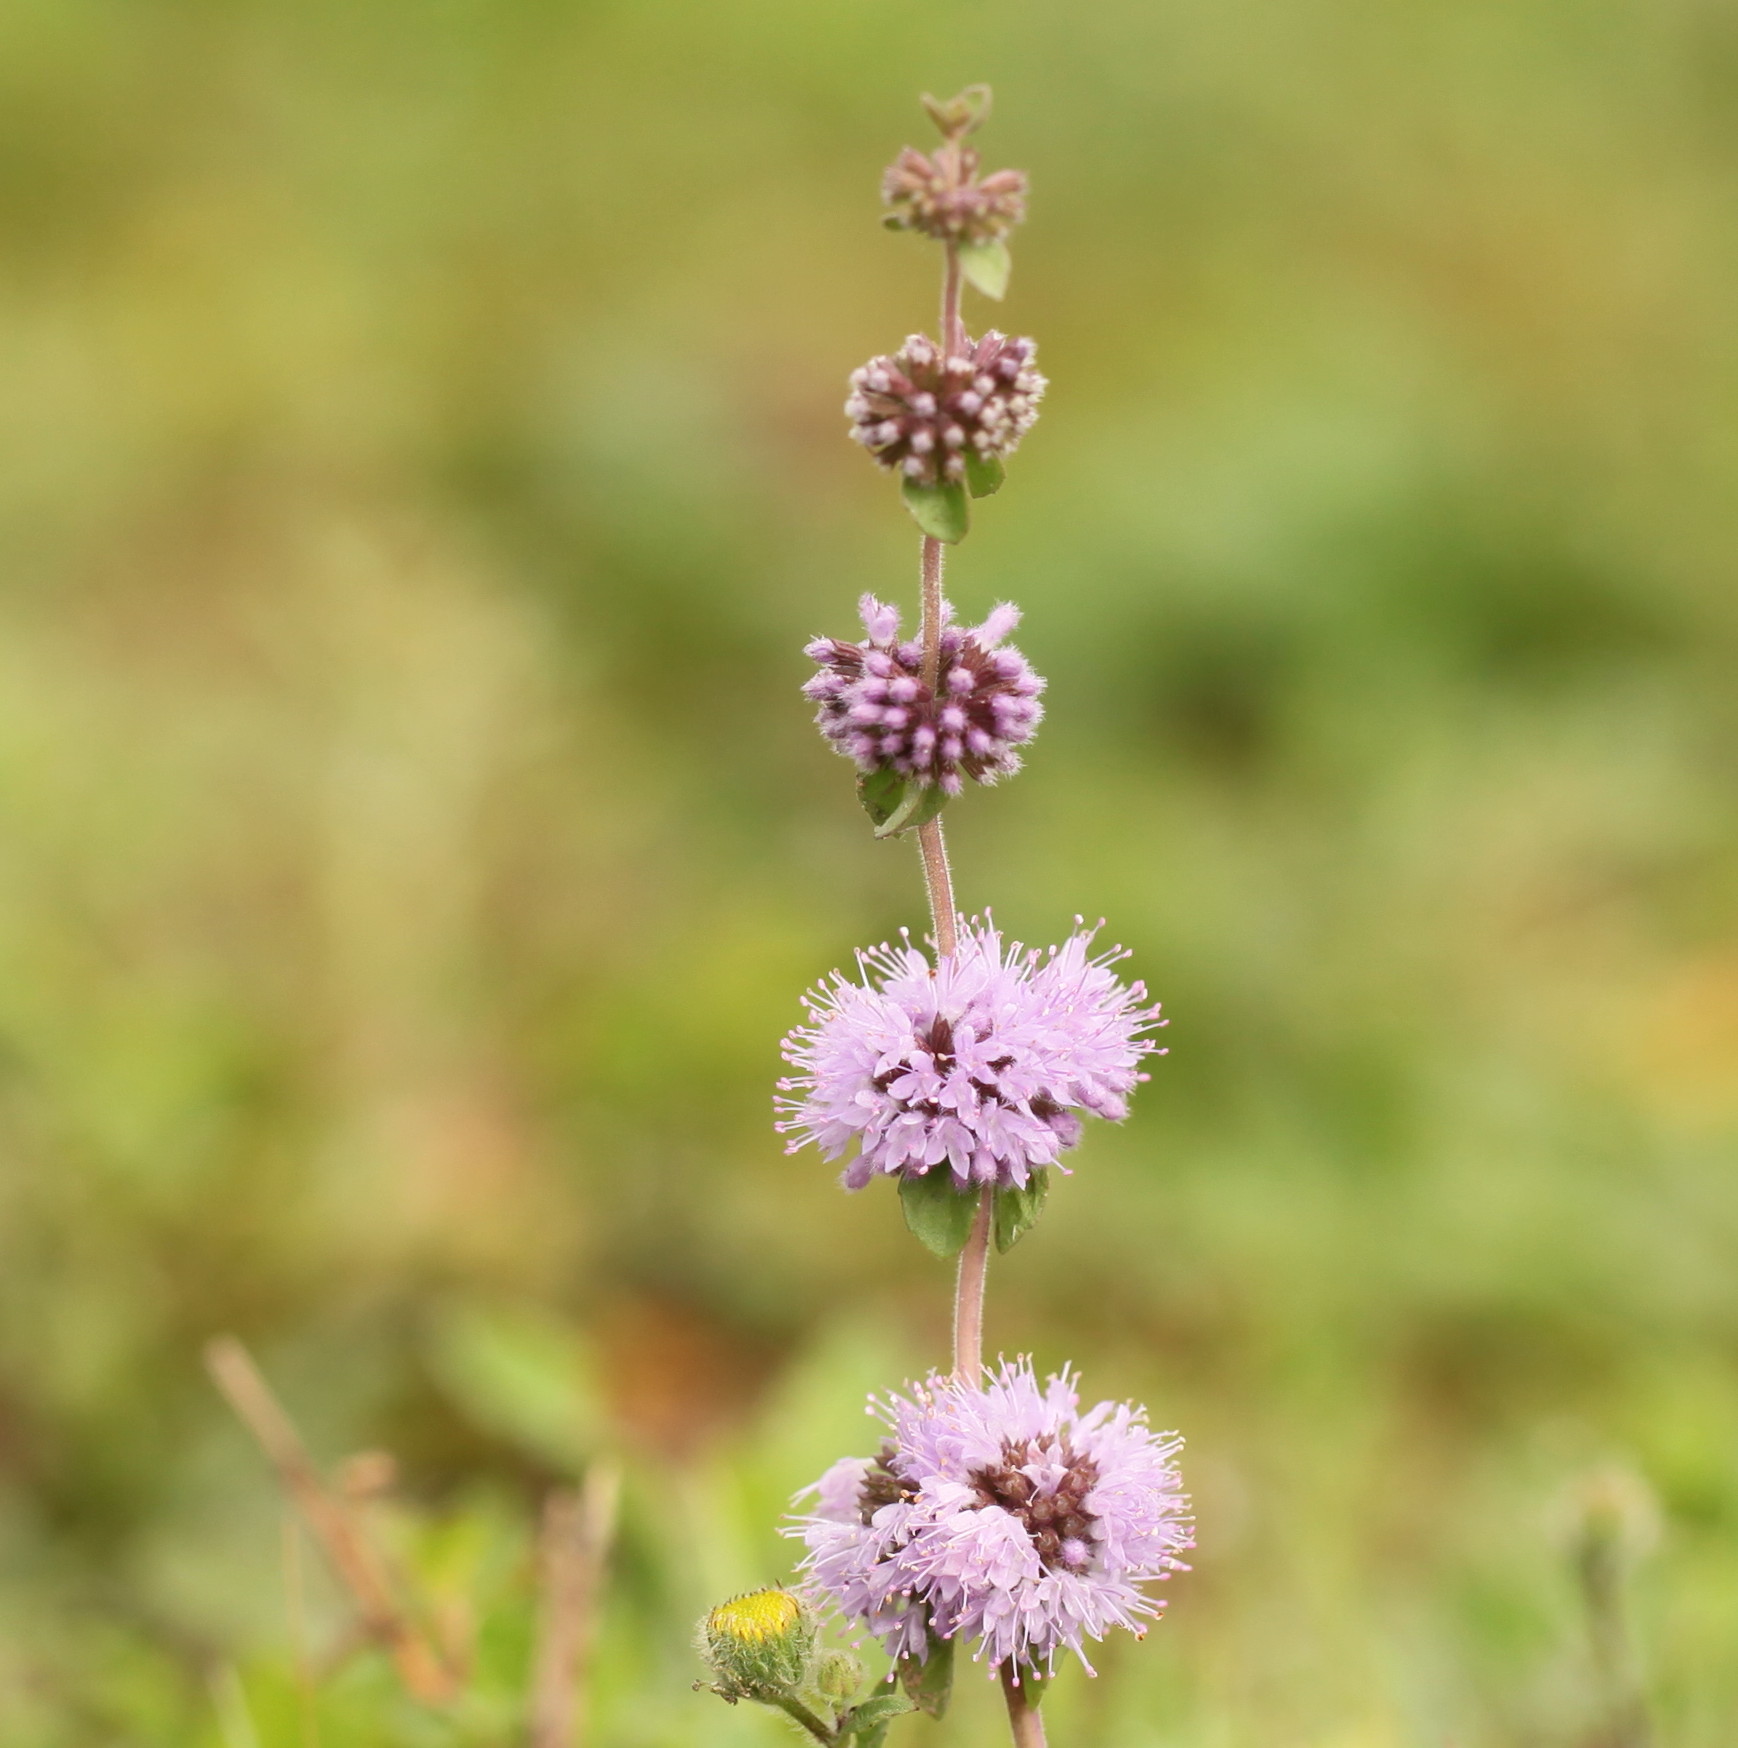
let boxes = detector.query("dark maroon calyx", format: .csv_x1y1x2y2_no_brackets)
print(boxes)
871,1015,1022,1124
968,1437,1100,1569
858,1442,918,1524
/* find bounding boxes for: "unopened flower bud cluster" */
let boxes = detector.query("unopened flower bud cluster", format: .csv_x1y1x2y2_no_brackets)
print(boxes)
804,595,1043,795
882,144,1028,246
846,332,1045,489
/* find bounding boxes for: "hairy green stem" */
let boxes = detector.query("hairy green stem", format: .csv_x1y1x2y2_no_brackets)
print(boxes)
762,1689,839,1743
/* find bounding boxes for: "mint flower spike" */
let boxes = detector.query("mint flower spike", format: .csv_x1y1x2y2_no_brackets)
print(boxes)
846,332,1045,495
775,919,1164,1193
788,1359,1192,1686
803,594,1043,798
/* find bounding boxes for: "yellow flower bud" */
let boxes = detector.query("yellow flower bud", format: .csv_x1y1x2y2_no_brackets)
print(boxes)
698,1589,816,1695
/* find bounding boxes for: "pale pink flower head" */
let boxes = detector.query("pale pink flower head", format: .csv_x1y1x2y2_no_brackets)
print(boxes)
803,594,1042,796
776,919,1163,1191
845,332,1045,489
789,1359,1191,1677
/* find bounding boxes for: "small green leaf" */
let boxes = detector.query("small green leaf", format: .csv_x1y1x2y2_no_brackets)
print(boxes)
859,770,948,840
958,237,1012,300
900,477,969,543
963,450,1006,499
856,767,907,831
841,1691,914,1741
872,779,948,841
898,1173,978,1260
897,1630,956,1718
993,1169,1049,1254
921,85,992,139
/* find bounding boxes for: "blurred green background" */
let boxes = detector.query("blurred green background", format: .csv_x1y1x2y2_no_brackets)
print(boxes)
2,0,1735,1743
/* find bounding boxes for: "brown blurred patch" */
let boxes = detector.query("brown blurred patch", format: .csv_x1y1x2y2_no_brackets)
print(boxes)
594,1293,779,1462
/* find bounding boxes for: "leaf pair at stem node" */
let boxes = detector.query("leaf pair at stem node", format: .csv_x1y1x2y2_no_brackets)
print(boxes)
900,448,1005,545
898,1170,1051,1259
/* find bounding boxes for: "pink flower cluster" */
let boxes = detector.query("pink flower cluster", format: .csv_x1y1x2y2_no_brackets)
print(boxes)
776,920,1163,1191
791,1359,1191,1675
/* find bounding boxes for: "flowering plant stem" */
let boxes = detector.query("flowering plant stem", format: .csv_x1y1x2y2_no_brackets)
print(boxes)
913,229,966,956
915,536,960,959
911,232,969,966
927,214,1047,1748
951,1186,993,1383
1000,1666,1050,1748
921,228,988,1387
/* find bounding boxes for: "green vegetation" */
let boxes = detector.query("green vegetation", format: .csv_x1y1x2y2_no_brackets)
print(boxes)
1,1,1734,1741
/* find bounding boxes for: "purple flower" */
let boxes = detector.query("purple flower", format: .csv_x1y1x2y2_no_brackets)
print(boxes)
776,920,1163,1191
803,595,1043,795
790,1359,1191,1676
846,332,1045,489
881,145,1028,246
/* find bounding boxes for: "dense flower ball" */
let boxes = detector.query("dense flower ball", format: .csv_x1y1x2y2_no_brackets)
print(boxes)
881,145,1028,246
802,595,1043,795
846,332,1045,489
790,1359,1191,1676
776,920,1163,1191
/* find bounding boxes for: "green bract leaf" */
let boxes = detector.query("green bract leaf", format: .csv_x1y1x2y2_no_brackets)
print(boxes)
856,767,907,831
900,477,969,544
963,450,1006,499
897,1629,956,1718
899,1173,978,1260
841,1691,914,1740
993,1169,1049,1254
922,84,992,139
957,236,1012,300
872,779,948,841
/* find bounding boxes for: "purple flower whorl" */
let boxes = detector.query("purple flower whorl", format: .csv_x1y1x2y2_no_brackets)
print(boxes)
790,1359,1191,1676
803,595,1043,796
846,332,1045,489
776,919,1163,1191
